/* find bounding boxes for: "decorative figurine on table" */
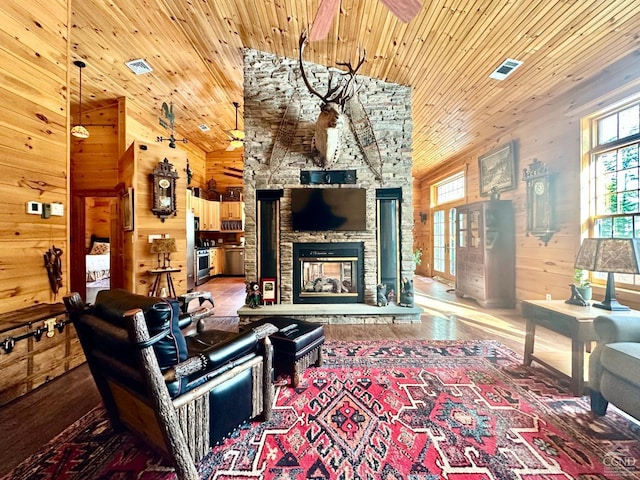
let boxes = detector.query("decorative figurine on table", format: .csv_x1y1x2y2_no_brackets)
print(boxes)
245,281,262,309
399,277,414,307
376,284,388,307
565,284,589,306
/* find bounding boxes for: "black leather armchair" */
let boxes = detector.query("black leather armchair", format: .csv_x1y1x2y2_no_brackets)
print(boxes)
64,289,276,480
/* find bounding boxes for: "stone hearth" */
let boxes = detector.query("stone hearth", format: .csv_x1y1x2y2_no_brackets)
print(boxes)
238,303,422,327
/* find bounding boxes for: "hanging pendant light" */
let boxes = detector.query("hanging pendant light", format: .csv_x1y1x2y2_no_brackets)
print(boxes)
70,60,90,139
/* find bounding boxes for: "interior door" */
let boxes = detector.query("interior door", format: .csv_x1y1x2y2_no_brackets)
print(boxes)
432,207,457,282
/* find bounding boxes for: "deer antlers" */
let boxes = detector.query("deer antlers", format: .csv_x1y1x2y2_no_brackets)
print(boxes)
298,29,366,108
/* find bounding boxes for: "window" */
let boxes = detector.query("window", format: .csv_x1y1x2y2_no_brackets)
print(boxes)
433,172,465,205
587,98,640,287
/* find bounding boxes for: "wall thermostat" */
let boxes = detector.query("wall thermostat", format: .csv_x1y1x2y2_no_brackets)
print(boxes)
27,201,42,215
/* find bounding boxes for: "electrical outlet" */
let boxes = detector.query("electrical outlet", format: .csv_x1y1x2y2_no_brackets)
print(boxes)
545,294,552,301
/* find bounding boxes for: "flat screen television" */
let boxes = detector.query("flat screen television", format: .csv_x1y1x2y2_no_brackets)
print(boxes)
291,188,367,231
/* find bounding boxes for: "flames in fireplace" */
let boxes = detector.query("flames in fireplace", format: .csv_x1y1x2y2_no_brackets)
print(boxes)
293,242,364,304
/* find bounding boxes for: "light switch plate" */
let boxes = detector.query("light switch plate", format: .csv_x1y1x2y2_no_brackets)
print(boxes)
50,203,64,216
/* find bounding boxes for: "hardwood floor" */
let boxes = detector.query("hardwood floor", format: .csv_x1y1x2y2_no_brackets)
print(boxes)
0,275,575,476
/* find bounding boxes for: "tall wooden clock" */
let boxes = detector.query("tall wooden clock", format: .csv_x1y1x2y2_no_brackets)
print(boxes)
523,159,555,245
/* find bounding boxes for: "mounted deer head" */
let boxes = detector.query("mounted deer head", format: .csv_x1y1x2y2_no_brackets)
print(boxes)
298,29,366,167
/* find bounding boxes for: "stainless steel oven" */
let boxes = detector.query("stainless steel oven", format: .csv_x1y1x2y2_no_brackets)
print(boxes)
196,248,210,285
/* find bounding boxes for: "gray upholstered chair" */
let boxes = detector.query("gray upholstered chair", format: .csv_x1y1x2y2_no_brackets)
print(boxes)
64,289,275,480
588,314,640,420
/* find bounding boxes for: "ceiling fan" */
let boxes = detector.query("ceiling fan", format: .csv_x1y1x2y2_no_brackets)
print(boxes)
309,0,422,41
226,102,245,150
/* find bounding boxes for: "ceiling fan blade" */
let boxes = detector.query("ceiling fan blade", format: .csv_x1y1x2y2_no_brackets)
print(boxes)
309,0,340,41
379,0,422,23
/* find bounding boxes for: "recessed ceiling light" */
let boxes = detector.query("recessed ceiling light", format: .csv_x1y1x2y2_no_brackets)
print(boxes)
489,59,523,81
125,59,153,75
198,124,210,132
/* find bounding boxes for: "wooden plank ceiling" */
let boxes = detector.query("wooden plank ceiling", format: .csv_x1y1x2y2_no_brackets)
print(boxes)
69,0,640,179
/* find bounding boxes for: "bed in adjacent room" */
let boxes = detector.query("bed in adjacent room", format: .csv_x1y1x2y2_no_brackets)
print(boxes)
86,235,110,283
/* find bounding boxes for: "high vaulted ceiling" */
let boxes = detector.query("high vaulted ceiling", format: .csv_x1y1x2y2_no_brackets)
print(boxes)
70,0,640,179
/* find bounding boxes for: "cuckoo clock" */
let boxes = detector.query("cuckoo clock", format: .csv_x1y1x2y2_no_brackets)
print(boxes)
523,159,554,245
150,158,179,222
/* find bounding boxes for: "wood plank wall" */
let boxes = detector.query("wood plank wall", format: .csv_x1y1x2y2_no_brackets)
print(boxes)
205,149,244,198
0,1,69,313
133,143,189,296
414,52,640,311
70,104,120,192
71,97,207,296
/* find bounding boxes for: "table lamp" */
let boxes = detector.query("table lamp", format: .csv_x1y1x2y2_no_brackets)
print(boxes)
150,238,177,269
574,238,640,311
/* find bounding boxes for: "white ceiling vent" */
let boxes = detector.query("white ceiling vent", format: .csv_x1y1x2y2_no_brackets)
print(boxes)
198,124,211,132
125,59,153,75
489,58,523,81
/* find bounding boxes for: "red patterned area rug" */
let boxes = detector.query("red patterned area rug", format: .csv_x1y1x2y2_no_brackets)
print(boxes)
4,340,640,479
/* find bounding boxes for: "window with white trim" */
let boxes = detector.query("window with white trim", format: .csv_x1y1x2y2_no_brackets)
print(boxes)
433,172,465,206
587,98,640,287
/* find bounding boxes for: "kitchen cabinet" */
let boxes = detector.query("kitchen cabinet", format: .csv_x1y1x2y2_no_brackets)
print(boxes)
455,200,514,308
221,201,243,219
220,201,244,231
202,200,221,231
209,247,225,276
193,196,203,218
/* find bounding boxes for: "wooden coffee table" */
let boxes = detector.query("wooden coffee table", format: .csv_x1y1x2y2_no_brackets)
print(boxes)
520,300,640,396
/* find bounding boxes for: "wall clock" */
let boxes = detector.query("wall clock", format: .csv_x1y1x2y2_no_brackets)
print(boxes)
150,158,179,221
523,159,554,245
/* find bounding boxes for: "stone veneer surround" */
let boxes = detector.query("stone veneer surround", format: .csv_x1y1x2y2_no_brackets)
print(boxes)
241,48,416,321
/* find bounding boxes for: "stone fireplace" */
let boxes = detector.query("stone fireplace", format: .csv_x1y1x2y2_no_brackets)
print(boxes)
239,47,418,323
293,242,364,304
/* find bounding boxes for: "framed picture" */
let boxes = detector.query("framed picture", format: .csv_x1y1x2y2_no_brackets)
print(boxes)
122,187,134,231
478,141,517,196
261,277,276,304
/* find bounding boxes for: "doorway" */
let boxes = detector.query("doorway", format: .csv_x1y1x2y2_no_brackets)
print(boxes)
70,191,122,304
432,207,457,283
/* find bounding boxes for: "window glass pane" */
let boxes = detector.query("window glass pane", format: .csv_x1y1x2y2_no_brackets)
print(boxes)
433,210,444,272
634,215,640,237
449,209,456,275
621,190,639,214
620,144,639,169
598,114,618,145
435,174,465,205
595,151,617,174
596,191,617,216
593,218,612,237
593,195,610,215
620,168,639,192
619,105,640,139
613,216,634,237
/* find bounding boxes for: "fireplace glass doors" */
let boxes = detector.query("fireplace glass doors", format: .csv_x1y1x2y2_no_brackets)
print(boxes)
293,242,364,304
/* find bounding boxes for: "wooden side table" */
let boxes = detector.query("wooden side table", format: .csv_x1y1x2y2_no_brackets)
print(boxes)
148,268,181,298
521,299,638,395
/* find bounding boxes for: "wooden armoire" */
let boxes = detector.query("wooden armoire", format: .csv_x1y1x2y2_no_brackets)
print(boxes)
455,199,515,308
